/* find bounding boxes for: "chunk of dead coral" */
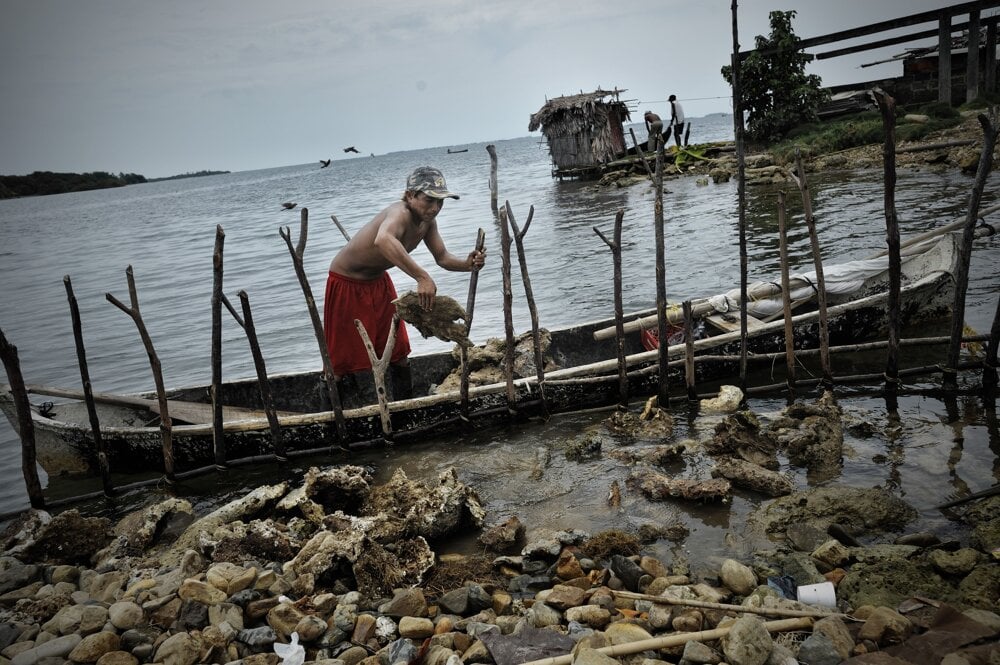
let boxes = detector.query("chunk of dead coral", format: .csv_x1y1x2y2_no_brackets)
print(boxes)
393,291,471,346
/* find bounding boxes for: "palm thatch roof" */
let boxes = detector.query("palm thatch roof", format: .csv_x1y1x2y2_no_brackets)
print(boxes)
528,88,631,132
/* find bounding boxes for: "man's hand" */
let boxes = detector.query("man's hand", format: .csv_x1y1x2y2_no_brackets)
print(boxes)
467,247,487,271
416,275,437,311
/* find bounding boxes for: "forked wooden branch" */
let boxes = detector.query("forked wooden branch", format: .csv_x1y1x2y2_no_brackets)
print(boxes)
593,209,627,406
354,314,399,438
506,200,547,415
106,265,175,480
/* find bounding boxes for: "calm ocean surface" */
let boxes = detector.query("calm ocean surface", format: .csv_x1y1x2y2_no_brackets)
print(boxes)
2,115,999,565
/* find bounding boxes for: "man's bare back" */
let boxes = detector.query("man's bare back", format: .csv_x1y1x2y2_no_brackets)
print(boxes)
329,200,433,281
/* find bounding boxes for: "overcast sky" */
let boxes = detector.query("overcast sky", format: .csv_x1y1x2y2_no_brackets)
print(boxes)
0,0,985,178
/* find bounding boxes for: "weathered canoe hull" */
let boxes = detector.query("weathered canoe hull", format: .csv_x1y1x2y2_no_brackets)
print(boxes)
0,234,960,478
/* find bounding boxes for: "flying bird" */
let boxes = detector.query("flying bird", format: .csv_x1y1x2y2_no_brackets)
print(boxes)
343,146,359,154
320,159,331,168
281,202,297,210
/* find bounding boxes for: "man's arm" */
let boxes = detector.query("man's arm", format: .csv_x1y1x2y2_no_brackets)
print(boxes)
424,223,484,272
373,213,439,309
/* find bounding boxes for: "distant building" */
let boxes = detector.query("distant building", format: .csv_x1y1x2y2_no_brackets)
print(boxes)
529,88,632,178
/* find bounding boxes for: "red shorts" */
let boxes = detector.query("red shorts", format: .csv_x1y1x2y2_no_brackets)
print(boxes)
323,271,410,376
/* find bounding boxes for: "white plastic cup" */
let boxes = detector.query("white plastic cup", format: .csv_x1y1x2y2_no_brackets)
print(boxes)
797,581,836,608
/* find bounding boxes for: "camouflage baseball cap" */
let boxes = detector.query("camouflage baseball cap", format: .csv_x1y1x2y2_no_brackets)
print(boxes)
406,166,459,199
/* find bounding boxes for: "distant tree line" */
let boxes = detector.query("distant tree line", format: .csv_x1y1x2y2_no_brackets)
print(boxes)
0,171,146,199
0,169,229,199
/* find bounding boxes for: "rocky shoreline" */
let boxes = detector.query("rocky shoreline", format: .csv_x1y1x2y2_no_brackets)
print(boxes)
1,390,998,665
600,110,1000,189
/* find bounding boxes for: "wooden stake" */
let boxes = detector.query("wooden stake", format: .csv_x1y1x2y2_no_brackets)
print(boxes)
222,291,285,461
731,0,749,394
516,617,813,665
653,120,670,408
986,290,1000,392
498,206,517,411
106,266,175,482
210,225,226,468
777,191,796,400
460,228,487,419
354,314,399,438
683,300,697,400
506,201,548,416
0,329,45,508
877,91,902,397
593,210,628,407
63,276,113,495
279,207,345,441
789,150,833,389
611,589,843,619
329,214,351,242
628,127,655,180
945,112,998,391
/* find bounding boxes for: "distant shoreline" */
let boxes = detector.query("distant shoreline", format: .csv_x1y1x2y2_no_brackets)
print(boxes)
0,169,230,199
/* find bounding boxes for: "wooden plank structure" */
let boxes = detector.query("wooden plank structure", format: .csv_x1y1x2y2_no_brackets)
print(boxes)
528,88,632,179
743,1,1000,106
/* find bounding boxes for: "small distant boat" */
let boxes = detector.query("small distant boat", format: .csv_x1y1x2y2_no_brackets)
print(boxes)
446,148,468,154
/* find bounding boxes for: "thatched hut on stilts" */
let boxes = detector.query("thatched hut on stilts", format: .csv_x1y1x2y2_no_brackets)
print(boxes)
529,88,632,179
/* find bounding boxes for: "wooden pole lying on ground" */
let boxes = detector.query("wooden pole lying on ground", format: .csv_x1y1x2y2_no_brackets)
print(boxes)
789,150,833,390
0,329,45,508
776,191,797,401
516,617,814,665
877,91,902,398
279,207,345,441
221,291,285,461
210,225,226,468
354,314,399,438
593,210,628,407
944,113,998,391
611,589,843,619
506,201,548,416
106,265,175,482
63,276,113,495
653,130,670,408
683,300,697,400
460,228,487,419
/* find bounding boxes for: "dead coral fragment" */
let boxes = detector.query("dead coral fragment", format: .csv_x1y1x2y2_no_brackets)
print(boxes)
393,291,471,346
582,529,642,561
629,469,732,503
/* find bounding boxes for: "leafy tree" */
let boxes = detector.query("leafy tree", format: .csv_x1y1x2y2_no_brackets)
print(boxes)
721,10,829,143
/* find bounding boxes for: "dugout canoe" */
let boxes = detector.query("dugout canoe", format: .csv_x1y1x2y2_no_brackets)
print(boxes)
0,231,969,478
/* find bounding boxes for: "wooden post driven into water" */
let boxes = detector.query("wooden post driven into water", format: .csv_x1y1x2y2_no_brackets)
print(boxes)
210,225,226,469
877,92,902,396
506,201,548,416
279,208,345,442
945,113,998,391
731,0,749,395
986,292,1000,392
940,13,953,104
0,330,45,508
460,228,487,419
498,206,517,411
653,124,670,408
487,145,517,411
221,291,285,461
683,300,696,401
63,276,113,495
593,210,628,407
776,193,797,402
106,266,175,483
789,151,833,390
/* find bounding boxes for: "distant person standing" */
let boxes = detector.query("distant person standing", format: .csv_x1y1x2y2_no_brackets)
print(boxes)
668,94,686,148
643,111,663,149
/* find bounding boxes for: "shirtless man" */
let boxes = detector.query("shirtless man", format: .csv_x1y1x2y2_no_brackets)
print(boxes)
323,166,486,398
644,111,663,149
